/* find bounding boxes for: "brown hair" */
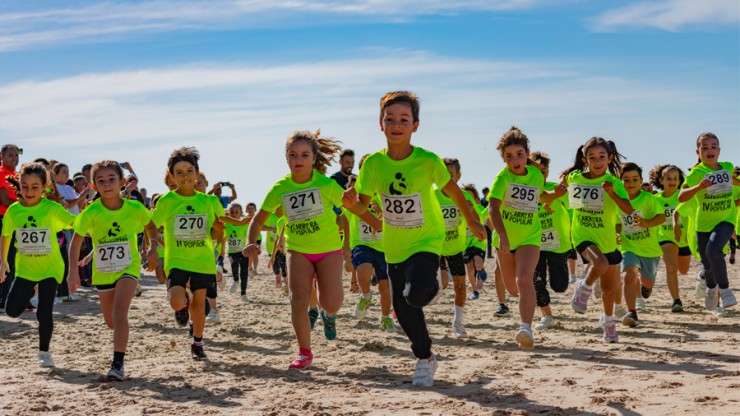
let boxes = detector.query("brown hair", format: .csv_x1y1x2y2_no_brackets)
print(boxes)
696,132,719,148
380,91,420,122
285,129,342,175
620,162,643,179
167,147,200,174
530,151,550,168
560,137,625,179
497,126,530,155
648,164,685,191
91,160,124,184
7,162,50,197
443,157,461,173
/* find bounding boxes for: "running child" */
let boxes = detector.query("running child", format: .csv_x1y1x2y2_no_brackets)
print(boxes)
461,184,492,301
617,162,665,327
67,160,159,380
225,203,251,301
678,132,738,310
563,137,633,343
343,91,486,386
649,164,689,312
244,130,350,370
488,127,555,348
0,163,75,367
245,202,261,274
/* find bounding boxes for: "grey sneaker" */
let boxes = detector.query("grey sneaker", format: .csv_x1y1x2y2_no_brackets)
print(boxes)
534,316,555,330
412,354,438,387
720,288,737,308
571,279,592,314
515,327,534,349
106,363,125,381
705,286,719,310
600,315,619,343
38,351,55,368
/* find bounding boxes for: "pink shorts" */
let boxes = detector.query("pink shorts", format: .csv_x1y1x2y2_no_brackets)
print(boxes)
299,249,343,265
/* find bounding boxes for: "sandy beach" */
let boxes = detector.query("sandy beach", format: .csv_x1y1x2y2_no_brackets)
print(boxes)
1,255,738,416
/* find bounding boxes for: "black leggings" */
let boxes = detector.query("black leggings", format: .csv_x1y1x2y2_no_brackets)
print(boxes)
5,277,57,352
272,251,287,277
228,252,250,295
534,251,569,307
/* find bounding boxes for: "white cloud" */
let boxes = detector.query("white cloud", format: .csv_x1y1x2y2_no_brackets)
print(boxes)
0,0,550,52
0,53,736,199
591,0,739,32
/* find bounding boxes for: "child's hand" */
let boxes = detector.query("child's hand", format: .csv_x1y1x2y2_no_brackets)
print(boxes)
146,246,158,271
632,213,644,227
543,203,554,213
498,233,510,253
673,226,682,242
698,179,713,189
67,269,81,294
553,183,567,198
342,188,358,209
78,253,92,267
0,261,8,283
243,244,261,258
602,181,614,196
469,221,487,242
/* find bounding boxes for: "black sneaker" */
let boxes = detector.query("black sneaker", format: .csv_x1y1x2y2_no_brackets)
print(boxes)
174,296,190,327
494,303,510,317
640,285,653,299
191,342,207,361
308,308,319,330
622,311,638,327
671,299,684,313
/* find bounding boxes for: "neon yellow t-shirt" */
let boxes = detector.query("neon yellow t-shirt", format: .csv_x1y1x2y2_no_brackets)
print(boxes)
73,199,151,285
676,198,699,260
355,146,451,264
261,171,344,254
224,222,249,254
734,185,740,234
264,213,279,254
466,203,488,251
683,161,736,232
537,182,571,254
435,188,474,256
618,191,663,258
2,199,75,283
653,190,688,247
489,165,544,250
151,191,224,275
566,171,629,254
348,196,384,252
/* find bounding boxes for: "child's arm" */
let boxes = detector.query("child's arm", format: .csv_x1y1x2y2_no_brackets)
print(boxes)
67,233,85,294
342,188,382,232
634,213,665,228
678,179,712,202
220,215,250,226
672,209,683,242
244,209,271,257
488,198,509,252
338,212,352,264
442,180,486,241
0,235,10,283
603,181,633,214
539,183,567,204
143,221,159,271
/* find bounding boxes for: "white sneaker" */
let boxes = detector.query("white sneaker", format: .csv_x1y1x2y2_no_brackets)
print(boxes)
452,321,468,338
715,307,726,317
229,282,238,293
38,351,55,367
705,286,719,310
412,354,438,387
515,327,534,349
240,294,251,303
636,298,647,312
696,272,706,299
426,271,444,306
30,296,39,308
206,311,221,322
63,294,81,302
54,297,63,305
568,274,577,284
720,288,737,308
534,316,555,330
593,282,602,298
614,304,627,319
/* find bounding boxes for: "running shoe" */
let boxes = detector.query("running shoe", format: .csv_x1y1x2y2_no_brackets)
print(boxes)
696,271,706,299
174,296,190,327
715,307,726,317
106,363,125,381
622,311,638,327
534,316,555,330
354,292,373,320
308,307,319,330
188,322,194,340
571,279,592,314
411,354,438,387
600,315,619,343
568,274,577,284
452,321,468,339
206,310,220,323
494,303,510,317
479,268,488,282
469,290,480,300
30,296,39,309
640,285,653,299
135,284,142,297
730,253,736,265
274,276,282,288
636,297,647,312
671,299,684,313
515,327,534,349
229,281,238,293
288,352,313,369
720,288,737,308
38,351,55,368
241,294,251,303
63,294,81,302
614,304,628,319
705,286,719,310
371,275,378,286
321,310,337,340
191,342,207,361
379,316,397,332
281,283,289,295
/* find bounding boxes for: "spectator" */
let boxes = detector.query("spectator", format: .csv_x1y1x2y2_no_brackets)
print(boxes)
208,182,237,208
140,188,150,209
330,149,354,189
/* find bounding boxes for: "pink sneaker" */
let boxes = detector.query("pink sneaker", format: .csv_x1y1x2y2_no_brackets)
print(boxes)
288,352,313,370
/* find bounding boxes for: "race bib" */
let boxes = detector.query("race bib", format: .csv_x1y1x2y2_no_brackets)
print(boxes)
663,206,676,227
441,205,463,229
95,242,132,273
17,228,52,255
621,210,644,236
704,170,732,195
227,238,244,252
540,229,560,251
568,184,604,210
358,221,382,243
504,183,539,213
382,193,424,228
283,188,323,222
174,214,208,241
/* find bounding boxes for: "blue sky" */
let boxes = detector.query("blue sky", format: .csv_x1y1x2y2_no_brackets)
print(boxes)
0,0,737,200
